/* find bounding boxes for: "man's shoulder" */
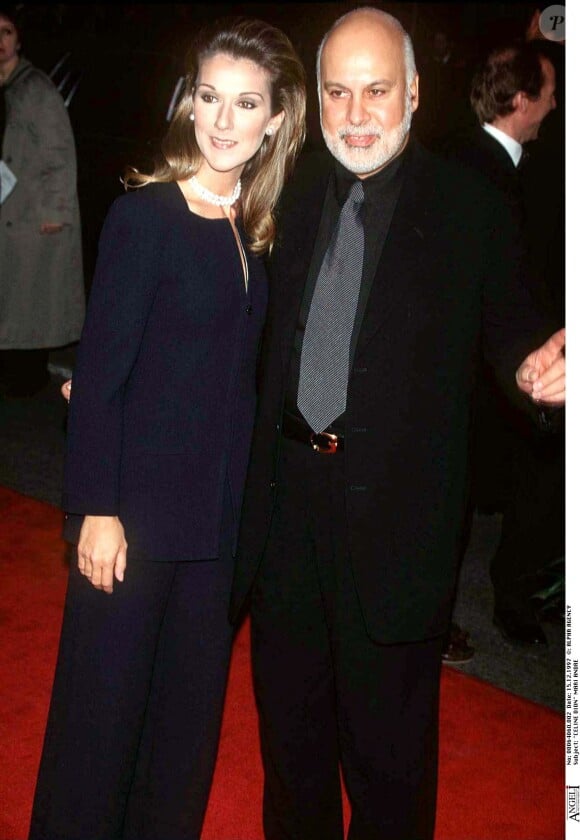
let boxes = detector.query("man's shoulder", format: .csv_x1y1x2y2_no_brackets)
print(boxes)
282,139,467,192
278,141,471,203
406,138,495,199
445,124,516,170
440,129,521,204
404,139,514,234
276,139,498,220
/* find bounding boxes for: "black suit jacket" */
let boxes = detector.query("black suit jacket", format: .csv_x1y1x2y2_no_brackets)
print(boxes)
230,139,547,643
448,126,522,202
448,125,563,326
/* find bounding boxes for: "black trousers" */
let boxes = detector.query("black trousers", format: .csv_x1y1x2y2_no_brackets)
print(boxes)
490,423,565,613
29,506,234,840
251,437,444,840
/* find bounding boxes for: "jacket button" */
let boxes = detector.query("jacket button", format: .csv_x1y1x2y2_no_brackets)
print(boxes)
270,480,277,489
246,305,253,315
353,366,367,374
5,221,12,227
349,484,367,492
5,156,11,163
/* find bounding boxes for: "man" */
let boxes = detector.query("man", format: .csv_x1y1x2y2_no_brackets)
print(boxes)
453,41,556,210
230,8,565,839
449,42,563,646
464,40,561,323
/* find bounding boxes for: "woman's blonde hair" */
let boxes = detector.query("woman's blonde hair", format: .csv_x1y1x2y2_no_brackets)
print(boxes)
126,18,307,254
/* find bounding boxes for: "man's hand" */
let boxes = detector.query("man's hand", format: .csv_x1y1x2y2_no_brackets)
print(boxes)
516,327,565,405
77,515,127,594
61,379,72,402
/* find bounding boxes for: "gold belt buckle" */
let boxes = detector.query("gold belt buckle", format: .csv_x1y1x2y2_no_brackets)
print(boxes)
310,431,339,454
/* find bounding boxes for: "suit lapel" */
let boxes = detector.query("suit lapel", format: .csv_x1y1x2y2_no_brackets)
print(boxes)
271,144,443,370
354,142,434,358
271,156,333,370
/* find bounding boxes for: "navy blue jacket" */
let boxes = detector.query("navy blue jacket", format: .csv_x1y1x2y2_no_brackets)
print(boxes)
63,181,268,561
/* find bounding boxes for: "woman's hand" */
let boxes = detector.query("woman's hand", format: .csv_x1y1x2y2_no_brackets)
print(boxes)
77,515,128,594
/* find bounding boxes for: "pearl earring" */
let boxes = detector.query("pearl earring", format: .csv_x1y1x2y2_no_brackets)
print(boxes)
189,113,195,121
265,127,274,136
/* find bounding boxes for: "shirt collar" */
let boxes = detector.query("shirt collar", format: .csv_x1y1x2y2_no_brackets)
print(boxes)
334,143,408,206
482,123,523,167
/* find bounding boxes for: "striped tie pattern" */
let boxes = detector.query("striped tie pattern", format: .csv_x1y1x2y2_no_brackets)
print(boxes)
298,180,365,433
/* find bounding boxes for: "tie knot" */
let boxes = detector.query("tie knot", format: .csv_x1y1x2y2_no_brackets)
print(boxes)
349,180,365,206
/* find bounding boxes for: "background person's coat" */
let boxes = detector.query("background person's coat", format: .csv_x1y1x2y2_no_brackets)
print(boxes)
0,58,85,348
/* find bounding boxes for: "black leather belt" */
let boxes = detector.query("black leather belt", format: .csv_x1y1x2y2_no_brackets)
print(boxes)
282,412,344,454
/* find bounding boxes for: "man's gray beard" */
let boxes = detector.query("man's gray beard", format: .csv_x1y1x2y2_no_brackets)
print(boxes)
321,94,413,175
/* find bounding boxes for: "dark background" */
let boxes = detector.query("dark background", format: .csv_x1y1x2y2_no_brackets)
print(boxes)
15,1,547,281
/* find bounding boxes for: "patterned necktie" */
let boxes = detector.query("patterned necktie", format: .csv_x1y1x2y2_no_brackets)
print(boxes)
297,179,365,433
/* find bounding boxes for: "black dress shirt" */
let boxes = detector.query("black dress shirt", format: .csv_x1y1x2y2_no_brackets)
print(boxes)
285,147,407,432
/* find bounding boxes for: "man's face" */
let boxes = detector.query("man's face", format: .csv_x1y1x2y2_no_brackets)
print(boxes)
521,56,556,142
319,14,419,178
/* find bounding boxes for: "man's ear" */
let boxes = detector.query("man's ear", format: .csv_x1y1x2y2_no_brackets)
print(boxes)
409,74,419,112
512,91,528,114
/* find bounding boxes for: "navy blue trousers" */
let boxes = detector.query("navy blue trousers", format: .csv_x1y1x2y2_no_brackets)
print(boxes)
29,509,234,840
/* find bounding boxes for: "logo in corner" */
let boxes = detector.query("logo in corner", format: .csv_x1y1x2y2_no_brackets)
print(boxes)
567,786,580,822
539,5,565,41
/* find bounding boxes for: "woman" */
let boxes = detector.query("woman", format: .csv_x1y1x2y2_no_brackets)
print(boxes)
29,18,306,840
0,4,85,397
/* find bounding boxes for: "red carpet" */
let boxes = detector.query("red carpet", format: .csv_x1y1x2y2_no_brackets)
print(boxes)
0,487,563,839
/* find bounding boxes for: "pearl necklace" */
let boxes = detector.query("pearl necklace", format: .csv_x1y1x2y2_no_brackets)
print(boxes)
189,175,241,207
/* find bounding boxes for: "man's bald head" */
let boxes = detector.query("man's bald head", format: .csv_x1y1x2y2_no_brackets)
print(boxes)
316,7,419,177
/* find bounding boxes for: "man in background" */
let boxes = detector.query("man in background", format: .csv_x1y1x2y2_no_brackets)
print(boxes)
449,40,563,646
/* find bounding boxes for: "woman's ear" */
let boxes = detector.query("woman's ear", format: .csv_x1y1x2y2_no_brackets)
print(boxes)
266,110,285,137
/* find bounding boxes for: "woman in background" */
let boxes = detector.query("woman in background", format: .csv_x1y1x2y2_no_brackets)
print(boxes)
0,4,84,397
29,18,305,840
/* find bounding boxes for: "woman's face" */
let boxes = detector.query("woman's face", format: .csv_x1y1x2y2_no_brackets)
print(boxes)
0,15,20,72
192,52,284,179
